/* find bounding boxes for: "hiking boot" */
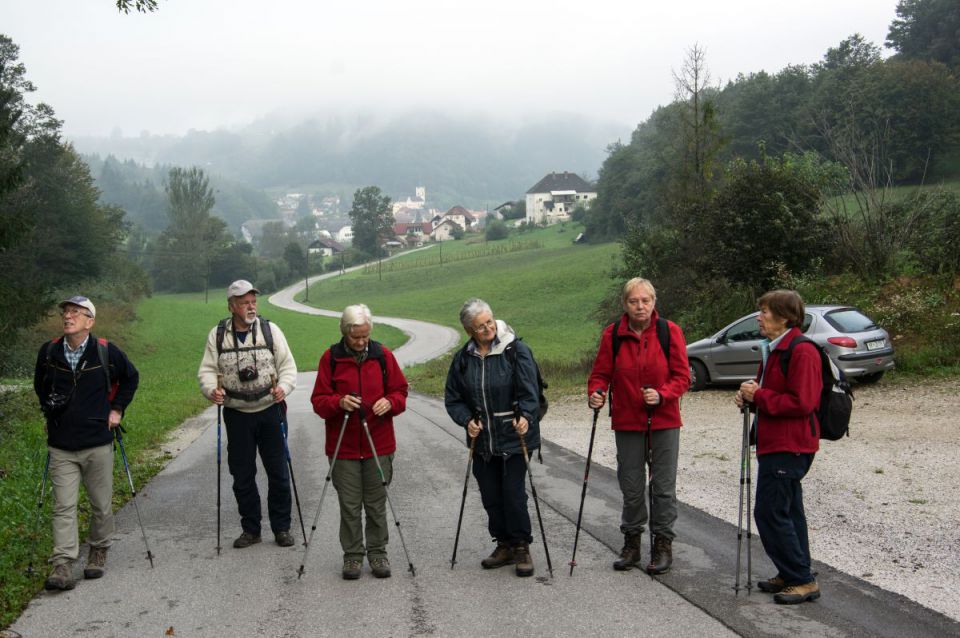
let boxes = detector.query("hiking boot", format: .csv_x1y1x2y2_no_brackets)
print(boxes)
513,543,534,577
342,559,362,580
757,575,786,593
84,546,108,579
646,535,673,575
613,533,642,571
370,557,392,579
233,531,261,548
44,563,76,591
774,581,821,605
274,530,295,547
481,542,514,569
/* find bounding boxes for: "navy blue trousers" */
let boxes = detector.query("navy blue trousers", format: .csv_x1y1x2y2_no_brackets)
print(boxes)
754,452,815,585
472,453,533,545
224,406,291,535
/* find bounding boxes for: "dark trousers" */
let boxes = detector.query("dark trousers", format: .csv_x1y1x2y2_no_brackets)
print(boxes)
224,406,291,535
754,452,815,585
472,453,533,545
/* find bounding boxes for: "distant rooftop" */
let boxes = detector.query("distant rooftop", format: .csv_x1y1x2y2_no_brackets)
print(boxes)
526,171,594,194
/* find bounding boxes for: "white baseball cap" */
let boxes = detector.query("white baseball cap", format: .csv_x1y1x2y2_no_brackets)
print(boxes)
227,280,260,299
58,295,96,318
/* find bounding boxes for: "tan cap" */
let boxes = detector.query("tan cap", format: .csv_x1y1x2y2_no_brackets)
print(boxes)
58,295,96,318
227,280,260,299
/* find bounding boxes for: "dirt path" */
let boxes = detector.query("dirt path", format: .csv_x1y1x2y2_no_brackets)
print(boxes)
541,379,960,622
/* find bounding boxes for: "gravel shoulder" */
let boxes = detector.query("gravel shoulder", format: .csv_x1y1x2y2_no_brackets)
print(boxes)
541,378,960,623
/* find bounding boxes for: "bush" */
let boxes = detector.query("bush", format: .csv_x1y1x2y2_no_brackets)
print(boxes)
485,220,509,241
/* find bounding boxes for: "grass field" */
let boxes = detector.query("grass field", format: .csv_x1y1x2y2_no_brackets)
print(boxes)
300,224,622,395
0,290,405,628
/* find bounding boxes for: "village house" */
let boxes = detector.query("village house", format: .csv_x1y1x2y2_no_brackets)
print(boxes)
308,237,345,258
525,172,596,225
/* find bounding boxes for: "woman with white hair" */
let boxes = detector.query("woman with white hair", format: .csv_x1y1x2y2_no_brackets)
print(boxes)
311,304,408,580
444,298,542,577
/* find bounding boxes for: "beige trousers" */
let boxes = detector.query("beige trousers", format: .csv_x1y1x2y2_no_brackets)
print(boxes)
49,443,114,565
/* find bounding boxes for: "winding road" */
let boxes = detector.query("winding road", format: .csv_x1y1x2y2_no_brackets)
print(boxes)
9,272,959,638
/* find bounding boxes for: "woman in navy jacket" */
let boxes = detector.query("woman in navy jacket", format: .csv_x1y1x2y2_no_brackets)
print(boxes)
445,298,541,577
736,289,822,605
587,277,689,575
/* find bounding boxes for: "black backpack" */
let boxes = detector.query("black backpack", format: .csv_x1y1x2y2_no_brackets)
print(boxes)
779,336,854,440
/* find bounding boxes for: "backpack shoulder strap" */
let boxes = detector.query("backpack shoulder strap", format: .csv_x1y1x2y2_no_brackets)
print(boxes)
96,337,118,402
609,321,621,363
215,317,232,355
259,317,274,355
368,340,389,390
656,317,671,362
779,334,816,377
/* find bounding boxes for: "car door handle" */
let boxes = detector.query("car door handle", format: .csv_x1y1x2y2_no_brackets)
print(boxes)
750,346,759,351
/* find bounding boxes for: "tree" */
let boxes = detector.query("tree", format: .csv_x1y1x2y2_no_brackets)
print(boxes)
0,34,132,350
887,0,960,70
153,166,232,292
671,43,725,204
283,241,307,277
116,0,158,13
349,186,393,257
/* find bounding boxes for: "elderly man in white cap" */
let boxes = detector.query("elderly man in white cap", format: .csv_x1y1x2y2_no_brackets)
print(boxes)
198,280,298,549
33,295,140,590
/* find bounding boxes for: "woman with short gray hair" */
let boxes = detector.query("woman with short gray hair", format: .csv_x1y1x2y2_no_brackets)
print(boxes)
587,277,690,575
311,303,408,580
445,298,542,577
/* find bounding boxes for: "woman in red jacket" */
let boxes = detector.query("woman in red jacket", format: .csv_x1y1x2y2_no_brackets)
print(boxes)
587,277,690,574
311,304,408,580
736,290,822,605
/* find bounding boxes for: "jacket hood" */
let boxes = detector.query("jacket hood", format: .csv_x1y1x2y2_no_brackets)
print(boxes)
487,319,517,356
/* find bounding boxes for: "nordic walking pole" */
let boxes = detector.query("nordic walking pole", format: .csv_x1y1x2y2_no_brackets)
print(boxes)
216,374,223,556
297,411,349,579
272,376,307,546
450,412,479,569
643,385,656,560
734,402,751,594
516,404,553,578
745,404,754,593
570,390,604,576
115,426,154,567
25,451,51,575
358,403,416,577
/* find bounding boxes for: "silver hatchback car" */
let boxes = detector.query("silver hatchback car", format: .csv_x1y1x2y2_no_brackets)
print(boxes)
685,305,895,391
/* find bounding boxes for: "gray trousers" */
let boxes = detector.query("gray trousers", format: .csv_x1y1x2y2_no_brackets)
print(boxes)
615,428,680,540
331,455,393,561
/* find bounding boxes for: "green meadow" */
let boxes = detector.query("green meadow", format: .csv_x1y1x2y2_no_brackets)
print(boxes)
301,224,621,395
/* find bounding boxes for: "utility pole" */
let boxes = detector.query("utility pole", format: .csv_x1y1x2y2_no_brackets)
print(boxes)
304,247,309,302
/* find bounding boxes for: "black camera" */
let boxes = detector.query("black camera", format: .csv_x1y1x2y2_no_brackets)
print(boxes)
42,392,71,417
238,366,259,382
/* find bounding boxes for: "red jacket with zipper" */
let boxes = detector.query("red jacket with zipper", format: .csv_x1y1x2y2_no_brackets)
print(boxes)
587,311,690,431
752,327,821,456
310,340,408,459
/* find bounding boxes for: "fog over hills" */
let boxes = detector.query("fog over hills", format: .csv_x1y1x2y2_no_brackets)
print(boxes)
72,109,632,209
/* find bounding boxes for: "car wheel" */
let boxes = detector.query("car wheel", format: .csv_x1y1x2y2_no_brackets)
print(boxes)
856,371,884,384
689,360,708,392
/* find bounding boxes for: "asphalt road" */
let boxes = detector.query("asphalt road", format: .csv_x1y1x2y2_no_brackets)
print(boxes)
10,275,960,637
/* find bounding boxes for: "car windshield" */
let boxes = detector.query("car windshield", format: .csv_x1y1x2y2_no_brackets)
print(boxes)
824,309,877,332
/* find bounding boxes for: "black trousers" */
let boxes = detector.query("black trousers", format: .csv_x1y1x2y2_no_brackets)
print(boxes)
472,453,533,545
224,406,291,535
754,452,815,585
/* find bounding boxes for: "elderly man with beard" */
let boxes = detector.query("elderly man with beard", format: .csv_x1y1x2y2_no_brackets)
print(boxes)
198,280,298,549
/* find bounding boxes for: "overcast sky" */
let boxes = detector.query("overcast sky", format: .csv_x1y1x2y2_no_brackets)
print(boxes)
3,0,900,138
